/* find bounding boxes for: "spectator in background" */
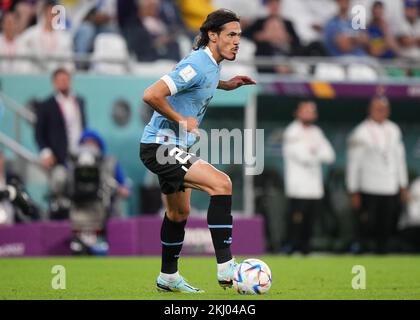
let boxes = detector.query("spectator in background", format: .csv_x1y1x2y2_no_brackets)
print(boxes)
0,150,14,225
18,0,74,72
117,0,139,41
324,0,369,56
0,150,41,224
212,0,265,30
160,0,186,33
117,0,138,30
78,129,130,206
35,68,87,169
0,11,25,73
346,96,408,254
17,0,37,32
125,0,181,62
118,0,185,44
35,67,86,220
281,0,336,51
69,129,130,255
1,0,37,34
282,101,336,254
367,1,400,59
59,1,97,33
395,0,420,59
177,0,214,34
73,0,118,57
243,0,302,74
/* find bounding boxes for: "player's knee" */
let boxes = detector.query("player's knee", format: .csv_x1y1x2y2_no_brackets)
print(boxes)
209,175,232,195
167,205,190,222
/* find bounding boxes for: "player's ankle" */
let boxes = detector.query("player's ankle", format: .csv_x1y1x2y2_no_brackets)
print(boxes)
159,271,180,282
217,258,234,274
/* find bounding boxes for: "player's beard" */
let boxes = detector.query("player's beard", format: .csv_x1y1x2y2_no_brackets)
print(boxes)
219,45,238,61
221,51,237,61
226,53,237,61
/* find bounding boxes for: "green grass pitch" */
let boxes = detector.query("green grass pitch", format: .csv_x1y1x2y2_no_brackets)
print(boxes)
0,256,419,300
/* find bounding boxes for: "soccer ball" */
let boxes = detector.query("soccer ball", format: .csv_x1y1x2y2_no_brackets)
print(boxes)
233,258,272,295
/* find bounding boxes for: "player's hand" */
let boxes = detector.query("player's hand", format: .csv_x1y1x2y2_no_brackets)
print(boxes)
220,76,257,91
118,186,131,199
180,116,200,137
400,187,409,204
350,193,362,210
41,153,56,169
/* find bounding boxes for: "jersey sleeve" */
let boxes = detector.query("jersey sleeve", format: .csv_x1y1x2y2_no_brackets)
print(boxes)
160,63,204,96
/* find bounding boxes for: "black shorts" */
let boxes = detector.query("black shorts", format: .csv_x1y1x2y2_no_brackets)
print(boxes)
140,143,199,195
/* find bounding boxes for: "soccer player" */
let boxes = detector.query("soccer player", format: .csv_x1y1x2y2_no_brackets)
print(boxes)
140,9,256,293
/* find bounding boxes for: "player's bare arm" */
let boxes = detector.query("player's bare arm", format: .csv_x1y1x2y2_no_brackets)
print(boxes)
143,80,199,134
217,76,256,91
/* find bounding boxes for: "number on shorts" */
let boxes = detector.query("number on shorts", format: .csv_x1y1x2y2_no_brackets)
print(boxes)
169,147,192,164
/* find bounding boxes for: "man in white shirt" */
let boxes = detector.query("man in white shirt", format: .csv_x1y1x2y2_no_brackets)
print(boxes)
73,0,117,55
346,96,408,253
0,11,29,74
0,12,19,73
395,0,420,59
18,0,74,72
282,101,336,254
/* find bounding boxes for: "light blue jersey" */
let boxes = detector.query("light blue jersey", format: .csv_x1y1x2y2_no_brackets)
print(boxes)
141,47,221,148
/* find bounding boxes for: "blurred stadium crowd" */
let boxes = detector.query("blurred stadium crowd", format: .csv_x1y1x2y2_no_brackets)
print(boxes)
0,0,419,76
1,0,420,255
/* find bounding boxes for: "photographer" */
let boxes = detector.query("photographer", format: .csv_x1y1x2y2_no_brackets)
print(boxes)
0,150,40,224
59,129,130,255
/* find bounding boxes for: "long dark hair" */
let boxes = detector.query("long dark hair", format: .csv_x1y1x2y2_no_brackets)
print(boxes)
193,9,240,50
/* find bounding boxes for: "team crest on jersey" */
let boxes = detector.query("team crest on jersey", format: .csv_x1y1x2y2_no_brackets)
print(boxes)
179,65,197,82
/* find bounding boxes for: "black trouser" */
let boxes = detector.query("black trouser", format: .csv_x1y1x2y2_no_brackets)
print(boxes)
285,198,322,254
354,193,401,254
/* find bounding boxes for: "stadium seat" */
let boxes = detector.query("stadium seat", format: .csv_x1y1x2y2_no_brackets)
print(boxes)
91,33,130,75
132,60,177,77
347,64,378,82
314,63,346,81
293,62,311,77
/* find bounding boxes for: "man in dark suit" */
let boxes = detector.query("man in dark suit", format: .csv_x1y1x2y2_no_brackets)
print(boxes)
35,68,87,168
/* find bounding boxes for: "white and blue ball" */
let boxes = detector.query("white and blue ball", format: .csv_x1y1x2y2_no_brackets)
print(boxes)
233,258,272,295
